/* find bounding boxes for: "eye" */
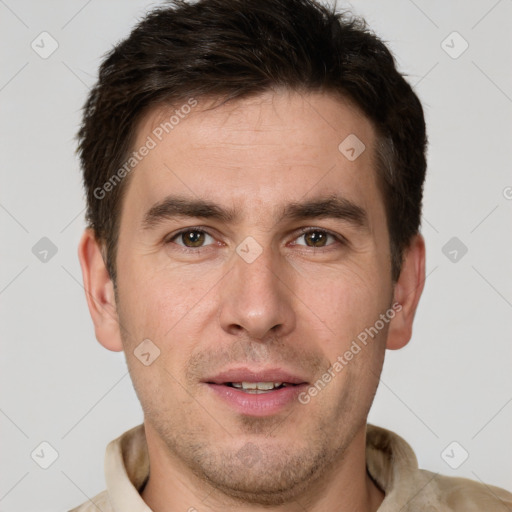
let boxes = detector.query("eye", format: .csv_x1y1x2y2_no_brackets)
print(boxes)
164,227,344,251
166,228,215,248
293,228,342,248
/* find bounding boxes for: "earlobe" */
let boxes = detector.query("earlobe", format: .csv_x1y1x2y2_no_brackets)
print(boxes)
386,234,426,350
77,229,124,352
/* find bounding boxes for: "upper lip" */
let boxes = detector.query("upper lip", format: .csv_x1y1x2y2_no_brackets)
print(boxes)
204,367,309,385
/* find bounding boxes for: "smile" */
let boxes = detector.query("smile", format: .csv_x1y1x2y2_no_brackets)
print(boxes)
226,381,294,393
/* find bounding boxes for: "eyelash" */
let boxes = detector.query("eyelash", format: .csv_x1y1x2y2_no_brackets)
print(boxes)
164,226,346,252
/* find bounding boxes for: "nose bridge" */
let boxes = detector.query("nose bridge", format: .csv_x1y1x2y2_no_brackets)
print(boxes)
218,240,295,340
237,244,280,302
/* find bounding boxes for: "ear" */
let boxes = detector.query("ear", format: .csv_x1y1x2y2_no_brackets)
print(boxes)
77,228,123,352
386,233,426,350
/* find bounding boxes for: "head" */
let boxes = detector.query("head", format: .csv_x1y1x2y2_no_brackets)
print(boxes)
78,0,426,506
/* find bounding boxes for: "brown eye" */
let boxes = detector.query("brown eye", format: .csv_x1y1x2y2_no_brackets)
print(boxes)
304,230,329,247
181,230,205,247
168,229,214,248
295,229,338,248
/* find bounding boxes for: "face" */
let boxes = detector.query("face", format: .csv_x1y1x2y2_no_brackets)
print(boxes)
113,90,395,503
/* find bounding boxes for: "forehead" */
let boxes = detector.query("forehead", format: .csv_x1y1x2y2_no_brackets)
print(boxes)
123,90,383,227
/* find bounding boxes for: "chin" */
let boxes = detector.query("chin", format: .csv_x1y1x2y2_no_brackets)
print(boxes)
187,442,332,506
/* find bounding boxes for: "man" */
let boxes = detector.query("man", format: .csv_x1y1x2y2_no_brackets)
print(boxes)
72,0,512,510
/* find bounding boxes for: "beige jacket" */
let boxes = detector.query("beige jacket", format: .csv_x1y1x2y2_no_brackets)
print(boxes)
70,423,512,511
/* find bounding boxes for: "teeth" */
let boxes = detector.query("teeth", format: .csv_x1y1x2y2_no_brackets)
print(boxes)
231,381,283,391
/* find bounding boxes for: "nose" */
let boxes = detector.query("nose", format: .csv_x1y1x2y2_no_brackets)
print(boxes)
218,243,296,341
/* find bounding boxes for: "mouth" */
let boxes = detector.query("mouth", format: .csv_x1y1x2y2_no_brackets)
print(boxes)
203,368,309,416
204,367,308,389
222,381,298,394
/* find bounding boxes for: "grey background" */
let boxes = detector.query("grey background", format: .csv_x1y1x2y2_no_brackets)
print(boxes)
1,0,511,510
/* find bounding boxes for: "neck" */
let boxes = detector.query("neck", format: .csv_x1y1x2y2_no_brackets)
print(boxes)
140,422,385,512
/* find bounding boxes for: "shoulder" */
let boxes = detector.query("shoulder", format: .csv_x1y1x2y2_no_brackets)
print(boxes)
422,469,512,511
68,489,112,512
365,424,512,511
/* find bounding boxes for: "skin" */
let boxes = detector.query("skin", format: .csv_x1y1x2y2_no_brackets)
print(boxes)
78,89,425,512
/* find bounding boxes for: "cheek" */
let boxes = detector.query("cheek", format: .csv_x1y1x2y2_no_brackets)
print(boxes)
115,277,207,416
118,251,214,327
298,263,391,342
116,259,225,381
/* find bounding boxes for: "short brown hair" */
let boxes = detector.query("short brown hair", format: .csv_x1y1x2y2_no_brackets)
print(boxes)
77,0,427,284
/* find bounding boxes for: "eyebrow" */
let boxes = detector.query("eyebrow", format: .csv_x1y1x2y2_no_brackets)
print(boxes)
141,194,368,231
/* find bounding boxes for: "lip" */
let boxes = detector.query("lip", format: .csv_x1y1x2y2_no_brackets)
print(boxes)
204,367,308,385
203,367,309,417
206,383,308,416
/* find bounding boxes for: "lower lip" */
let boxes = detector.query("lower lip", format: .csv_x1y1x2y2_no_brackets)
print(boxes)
206,383,307,416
